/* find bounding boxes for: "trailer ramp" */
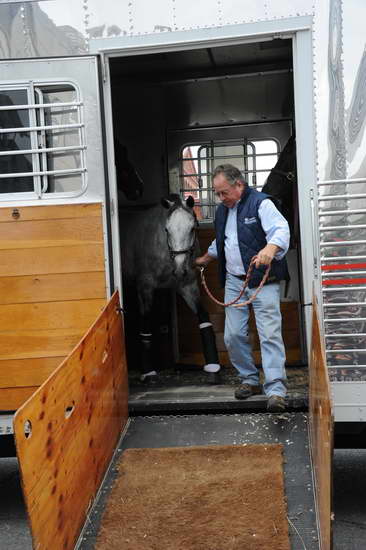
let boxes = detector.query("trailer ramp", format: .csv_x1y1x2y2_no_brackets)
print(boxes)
77,412,319,550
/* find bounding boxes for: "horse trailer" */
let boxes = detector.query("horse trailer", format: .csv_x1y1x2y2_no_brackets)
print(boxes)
0,0,365,548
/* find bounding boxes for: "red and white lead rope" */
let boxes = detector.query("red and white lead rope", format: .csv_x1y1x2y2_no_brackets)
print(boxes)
199,255,271,308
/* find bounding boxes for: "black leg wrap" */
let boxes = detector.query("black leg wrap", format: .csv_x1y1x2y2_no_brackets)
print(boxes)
140,333,154,375
199,324,219,365
197,304,210,324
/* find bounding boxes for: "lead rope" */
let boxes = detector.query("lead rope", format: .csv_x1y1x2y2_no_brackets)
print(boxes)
199,255,271,308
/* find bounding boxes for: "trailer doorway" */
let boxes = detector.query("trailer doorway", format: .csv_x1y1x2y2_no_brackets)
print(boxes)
103,23,316,413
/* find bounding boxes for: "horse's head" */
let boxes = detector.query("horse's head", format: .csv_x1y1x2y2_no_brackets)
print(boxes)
279,134,296,175
161,194,198,280
115,140,144,201
263,135,297,195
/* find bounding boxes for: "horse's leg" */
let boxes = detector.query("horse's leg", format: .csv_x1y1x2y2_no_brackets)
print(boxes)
177,281,221,384
137,283,157,382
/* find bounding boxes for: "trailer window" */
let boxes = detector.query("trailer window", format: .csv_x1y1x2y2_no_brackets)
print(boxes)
0,89,33,193
0,82,86,198
180,139,279,221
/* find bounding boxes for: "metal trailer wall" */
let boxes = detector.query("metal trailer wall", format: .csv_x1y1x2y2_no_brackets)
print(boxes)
1,0,366,420
111,51,294,203
111,79,167,204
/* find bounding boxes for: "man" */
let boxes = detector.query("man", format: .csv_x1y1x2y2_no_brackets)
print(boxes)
196,164,290,412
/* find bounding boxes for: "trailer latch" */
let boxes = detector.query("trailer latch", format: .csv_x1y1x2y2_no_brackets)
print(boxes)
12,208,20,220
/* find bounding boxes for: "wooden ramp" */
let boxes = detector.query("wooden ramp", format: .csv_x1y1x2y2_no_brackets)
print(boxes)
13,292,128,550
309,296,334,550
78,413,320,550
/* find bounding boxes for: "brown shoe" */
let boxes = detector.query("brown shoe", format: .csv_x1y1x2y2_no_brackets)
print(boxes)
234,384,262,400
267,395,286,412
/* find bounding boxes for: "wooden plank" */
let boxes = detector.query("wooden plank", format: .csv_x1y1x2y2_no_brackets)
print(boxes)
0,272,106,305
0,299,105,331
0,203,102,223
0,217,103,250
0,329,85,360
0,357,64,388
0,244,105,277
309,295,334,550
0,387,38,410
14,291,128,550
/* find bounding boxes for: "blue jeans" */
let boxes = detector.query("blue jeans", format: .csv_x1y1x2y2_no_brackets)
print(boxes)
224,273,287,397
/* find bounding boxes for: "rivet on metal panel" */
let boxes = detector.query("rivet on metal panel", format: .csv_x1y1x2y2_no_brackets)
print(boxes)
12,208,20,220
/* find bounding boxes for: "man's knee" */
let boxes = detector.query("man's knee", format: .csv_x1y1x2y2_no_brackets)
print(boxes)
224,328,250,350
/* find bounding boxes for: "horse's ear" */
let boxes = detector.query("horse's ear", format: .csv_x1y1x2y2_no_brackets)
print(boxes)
161,197,175,209
186,195,195,209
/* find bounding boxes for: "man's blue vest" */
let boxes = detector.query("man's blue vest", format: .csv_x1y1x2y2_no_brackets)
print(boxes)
214,186,290,288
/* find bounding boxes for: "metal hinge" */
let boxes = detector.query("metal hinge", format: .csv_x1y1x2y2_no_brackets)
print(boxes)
100,52,108,83
110,197,115,217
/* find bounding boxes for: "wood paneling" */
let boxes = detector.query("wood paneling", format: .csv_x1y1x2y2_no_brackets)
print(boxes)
0,217,103,250
0,387,38,410
309,296,334,550
0,203,107,411
0,299,105,331
0,272,106,305
178,225,301,366
0,357,63,388
0,330,84,361
0,244,105,277
0,202,101,223
14,292,129,550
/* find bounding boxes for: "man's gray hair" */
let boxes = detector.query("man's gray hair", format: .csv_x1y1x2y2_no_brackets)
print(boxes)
212,164,246,186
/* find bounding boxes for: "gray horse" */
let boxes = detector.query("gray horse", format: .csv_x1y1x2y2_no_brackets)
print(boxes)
119,194,221,383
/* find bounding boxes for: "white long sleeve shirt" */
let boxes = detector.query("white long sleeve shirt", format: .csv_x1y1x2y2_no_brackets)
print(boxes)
207,199,290,276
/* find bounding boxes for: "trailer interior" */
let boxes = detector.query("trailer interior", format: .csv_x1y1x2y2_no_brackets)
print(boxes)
109,38,307,414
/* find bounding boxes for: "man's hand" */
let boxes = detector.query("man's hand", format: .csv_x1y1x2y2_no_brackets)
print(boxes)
255,244,281,268
195,252,215,267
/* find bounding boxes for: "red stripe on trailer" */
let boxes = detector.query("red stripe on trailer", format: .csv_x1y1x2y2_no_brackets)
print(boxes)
322,277,366,286
321,263,366,271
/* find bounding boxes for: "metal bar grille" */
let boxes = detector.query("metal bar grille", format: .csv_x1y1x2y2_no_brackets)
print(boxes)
318,176,366,370
0,82,86,197
0,101,82,111
0,145,86,157
179,139,279,221
0,168,86,178
0,122,83,134
319,193,366,200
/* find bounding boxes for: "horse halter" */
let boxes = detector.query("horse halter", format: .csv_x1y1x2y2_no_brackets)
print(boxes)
166,240,196,261
165,205,198,262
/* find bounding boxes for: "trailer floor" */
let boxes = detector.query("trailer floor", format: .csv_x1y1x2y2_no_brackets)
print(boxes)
129,365,308,414
77,412,319,550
